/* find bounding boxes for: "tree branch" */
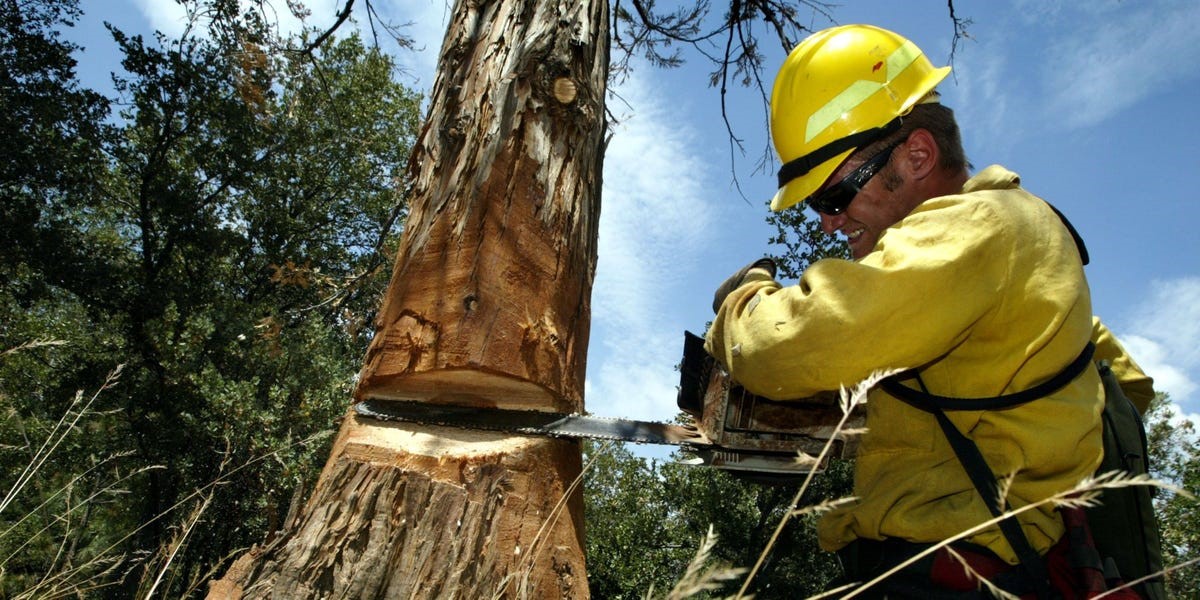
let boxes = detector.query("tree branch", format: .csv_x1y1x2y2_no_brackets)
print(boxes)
298,0,354,55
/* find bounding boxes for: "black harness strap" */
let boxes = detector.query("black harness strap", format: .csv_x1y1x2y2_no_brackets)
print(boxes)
1044,202,1090,266
881,343,1095,411
881,374,1051,599
940,407,1052,597
878,342,1097,600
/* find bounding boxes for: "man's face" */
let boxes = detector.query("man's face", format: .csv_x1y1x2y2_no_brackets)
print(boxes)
815,144,915,260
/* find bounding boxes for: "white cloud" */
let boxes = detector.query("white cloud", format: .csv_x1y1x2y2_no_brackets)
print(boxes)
950,36,1018,155
587,65,716,423
1121,335,1198,403
952,0,1200,142
1119,276,1200,417
1040,1,1200,128
131,0,189,38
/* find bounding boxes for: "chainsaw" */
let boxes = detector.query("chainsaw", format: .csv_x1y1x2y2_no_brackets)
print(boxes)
355,332,865,475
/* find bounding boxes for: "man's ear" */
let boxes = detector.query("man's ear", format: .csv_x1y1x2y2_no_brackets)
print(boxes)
899,128,938,181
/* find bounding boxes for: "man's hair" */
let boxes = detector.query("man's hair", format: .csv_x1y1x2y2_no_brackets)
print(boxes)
862,103,968,176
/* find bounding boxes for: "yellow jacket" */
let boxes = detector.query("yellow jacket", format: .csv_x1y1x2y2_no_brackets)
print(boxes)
706,165,1151,562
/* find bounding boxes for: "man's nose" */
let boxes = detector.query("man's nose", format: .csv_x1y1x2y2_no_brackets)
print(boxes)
819,211,845,234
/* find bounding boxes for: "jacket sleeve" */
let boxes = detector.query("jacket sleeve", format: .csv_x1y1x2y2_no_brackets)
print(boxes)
704,196,1013,399
1091,317,1156,414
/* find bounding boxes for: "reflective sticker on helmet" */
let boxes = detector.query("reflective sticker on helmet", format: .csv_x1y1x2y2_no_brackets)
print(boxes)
804,40,923,143
887,40,922,80
806,81,878,143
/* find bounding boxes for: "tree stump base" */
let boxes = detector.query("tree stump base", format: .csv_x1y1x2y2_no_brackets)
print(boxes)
206,410,586,599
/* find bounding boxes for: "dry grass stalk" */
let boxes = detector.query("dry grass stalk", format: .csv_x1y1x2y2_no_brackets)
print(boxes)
1,338,67,357
1,463,160,569
0,365,125,517
839,470,1179,599
0,452,138,549
944,546,1020,600
1093,555,1200,599
138,441,234,598
790,496,857,519
657,525,748,600
0,378,329,600
734,368,897,598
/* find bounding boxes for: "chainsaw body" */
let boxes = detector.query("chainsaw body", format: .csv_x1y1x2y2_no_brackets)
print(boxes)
675,331,865,473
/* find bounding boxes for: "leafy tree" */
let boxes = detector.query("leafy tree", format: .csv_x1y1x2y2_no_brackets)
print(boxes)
583,440,853,599
660,457,852,598
765,201,849,278
0,0,422,595
583,442,696,598
1145,393,1200,596
0,0,119,592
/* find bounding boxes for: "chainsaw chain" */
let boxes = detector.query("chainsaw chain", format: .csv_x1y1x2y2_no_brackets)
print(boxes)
354,399,708,447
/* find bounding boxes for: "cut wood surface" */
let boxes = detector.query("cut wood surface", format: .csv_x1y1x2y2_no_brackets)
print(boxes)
207,413,585,599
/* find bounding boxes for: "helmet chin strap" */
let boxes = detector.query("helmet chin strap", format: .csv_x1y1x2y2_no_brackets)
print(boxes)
776,117,902,189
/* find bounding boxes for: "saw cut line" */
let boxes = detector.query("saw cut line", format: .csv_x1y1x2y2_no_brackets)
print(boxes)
354,399,712,447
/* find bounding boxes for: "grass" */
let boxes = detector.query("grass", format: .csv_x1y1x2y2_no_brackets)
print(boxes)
3,338,1196,599
506,366,1197,599
0,342,333,599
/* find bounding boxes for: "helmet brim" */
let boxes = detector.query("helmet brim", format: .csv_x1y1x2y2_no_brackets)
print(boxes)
769,147,854,212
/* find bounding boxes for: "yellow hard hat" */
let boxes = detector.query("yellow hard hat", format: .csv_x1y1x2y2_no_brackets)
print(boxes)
769,25,951,211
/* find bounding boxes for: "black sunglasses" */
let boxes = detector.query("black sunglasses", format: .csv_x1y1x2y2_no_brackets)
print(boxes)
807,142,900,216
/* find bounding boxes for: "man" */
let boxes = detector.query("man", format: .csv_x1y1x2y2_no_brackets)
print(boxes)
704,24,1155,596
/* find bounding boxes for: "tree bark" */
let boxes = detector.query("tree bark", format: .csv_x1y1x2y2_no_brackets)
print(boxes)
208,0,607,597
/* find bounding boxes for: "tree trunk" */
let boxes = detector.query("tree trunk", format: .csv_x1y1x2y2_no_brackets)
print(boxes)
207,0,607,597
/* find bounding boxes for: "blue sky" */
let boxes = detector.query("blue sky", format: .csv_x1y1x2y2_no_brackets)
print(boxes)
69,0,1200,430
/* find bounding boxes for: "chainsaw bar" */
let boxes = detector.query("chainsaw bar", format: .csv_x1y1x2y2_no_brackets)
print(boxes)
355,399,713,447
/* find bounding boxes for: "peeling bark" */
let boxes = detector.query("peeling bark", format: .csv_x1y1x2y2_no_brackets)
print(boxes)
208,0,607,597
357,0,608,413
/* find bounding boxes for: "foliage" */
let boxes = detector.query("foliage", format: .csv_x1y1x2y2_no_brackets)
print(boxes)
583,440,852,599
583,442,694,598
583,193,851,598
764,201,848,279
1145,393,1200,596
0,0,421,596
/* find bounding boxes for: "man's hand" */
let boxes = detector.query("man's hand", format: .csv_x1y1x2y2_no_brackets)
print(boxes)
712,258,777,314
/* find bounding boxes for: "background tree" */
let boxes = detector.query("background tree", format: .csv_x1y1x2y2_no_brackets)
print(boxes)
1145,393,1200,596
0,0,422,595
582,445,853,598
584,206,849,598
583,442,695,598
18,1,1191,599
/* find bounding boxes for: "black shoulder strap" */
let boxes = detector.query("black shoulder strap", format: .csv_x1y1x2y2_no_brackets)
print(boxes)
927,403,1053,598
1045,202,1090,266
